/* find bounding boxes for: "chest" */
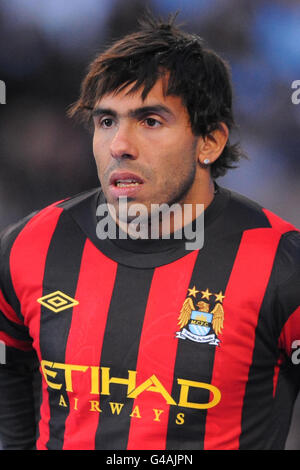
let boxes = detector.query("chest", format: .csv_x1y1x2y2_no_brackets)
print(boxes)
21,251,277,398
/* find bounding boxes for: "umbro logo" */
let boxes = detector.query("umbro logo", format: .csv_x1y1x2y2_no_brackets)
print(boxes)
37,291,79,313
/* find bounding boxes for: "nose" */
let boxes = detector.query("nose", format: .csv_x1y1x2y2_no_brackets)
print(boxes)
110,122,138,161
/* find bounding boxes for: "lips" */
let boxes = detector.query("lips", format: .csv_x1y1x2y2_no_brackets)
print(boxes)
108,171,144,198
109,171,144,187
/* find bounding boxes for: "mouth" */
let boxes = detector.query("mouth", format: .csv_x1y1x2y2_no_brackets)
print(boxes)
114,180,141,187
108,171,144,198
109,171,144,187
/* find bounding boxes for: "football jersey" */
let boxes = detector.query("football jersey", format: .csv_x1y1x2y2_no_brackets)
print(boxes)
0,184,299,450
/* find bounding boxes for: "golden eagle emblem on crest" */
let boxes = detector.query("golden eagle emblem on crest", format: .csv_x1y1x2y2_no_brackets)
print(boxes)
176,287,225,345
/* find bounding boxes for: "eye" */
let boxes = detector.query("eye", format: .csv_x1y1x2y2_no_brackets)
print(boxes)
143,117,162,128
99,117,114,128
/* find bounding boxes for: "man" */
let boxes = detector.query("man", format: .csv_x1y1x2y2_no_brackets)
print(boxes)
0,15,299,450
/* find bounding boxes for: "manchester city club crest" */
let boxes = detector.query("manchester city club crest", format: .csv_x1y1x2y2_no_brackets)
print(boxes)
176,286,225,346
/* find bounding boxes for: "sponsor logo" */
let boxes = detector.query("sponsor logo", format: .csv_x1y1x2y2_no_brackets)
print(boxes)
176,286,225,346
40,360,221,424
37,291,79,313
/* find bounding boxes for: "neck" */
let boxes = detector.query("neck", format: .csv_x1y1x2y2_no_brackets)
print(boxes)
109,177,216,240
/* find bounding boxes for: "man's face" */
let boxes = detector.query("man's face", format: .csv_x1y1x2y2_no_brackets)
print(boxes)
92,77,202,218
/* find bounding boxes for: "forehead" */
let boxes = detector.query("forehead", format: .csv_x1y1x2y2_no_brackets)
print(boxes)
94,77,188,119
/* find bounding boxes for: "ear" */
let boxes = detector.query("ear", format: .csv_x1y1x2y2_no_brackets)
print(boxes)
196,122,229,166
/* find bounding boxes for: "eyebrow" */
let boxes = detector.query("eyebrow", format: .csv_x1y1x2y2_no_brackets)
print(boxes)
91,104,175,121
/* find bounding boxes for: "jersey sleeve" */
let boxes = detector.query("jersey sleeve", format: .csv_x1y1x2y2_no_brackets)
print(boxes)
0,218,40,450
275,231,300,370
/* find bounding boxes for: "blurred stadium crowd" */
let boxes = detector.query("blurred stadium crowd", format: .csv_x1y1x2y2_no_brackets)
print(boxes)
0,0,299,449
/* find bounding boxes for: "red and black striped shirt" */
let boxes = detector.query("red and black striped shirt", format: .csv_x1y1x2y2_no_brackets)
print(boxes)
0,185,299,450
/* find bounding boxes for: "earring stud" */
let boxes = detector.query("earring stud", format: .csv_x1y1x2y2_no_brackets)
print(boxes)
203,158,210,165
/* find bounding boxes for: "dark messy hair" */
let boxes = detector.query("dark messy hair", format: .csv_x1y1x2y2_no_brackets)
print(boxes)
68,13,245,178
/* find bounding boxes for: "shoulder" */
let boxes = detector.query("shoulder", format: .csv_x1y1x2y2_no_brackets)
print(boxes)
221,185,298,234
221,185,300,282
0,188,100,257
272,230,300,286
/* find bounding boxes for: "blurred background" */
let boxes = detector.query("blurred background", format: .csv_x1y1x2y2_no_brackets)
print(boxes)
0,0,299,449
